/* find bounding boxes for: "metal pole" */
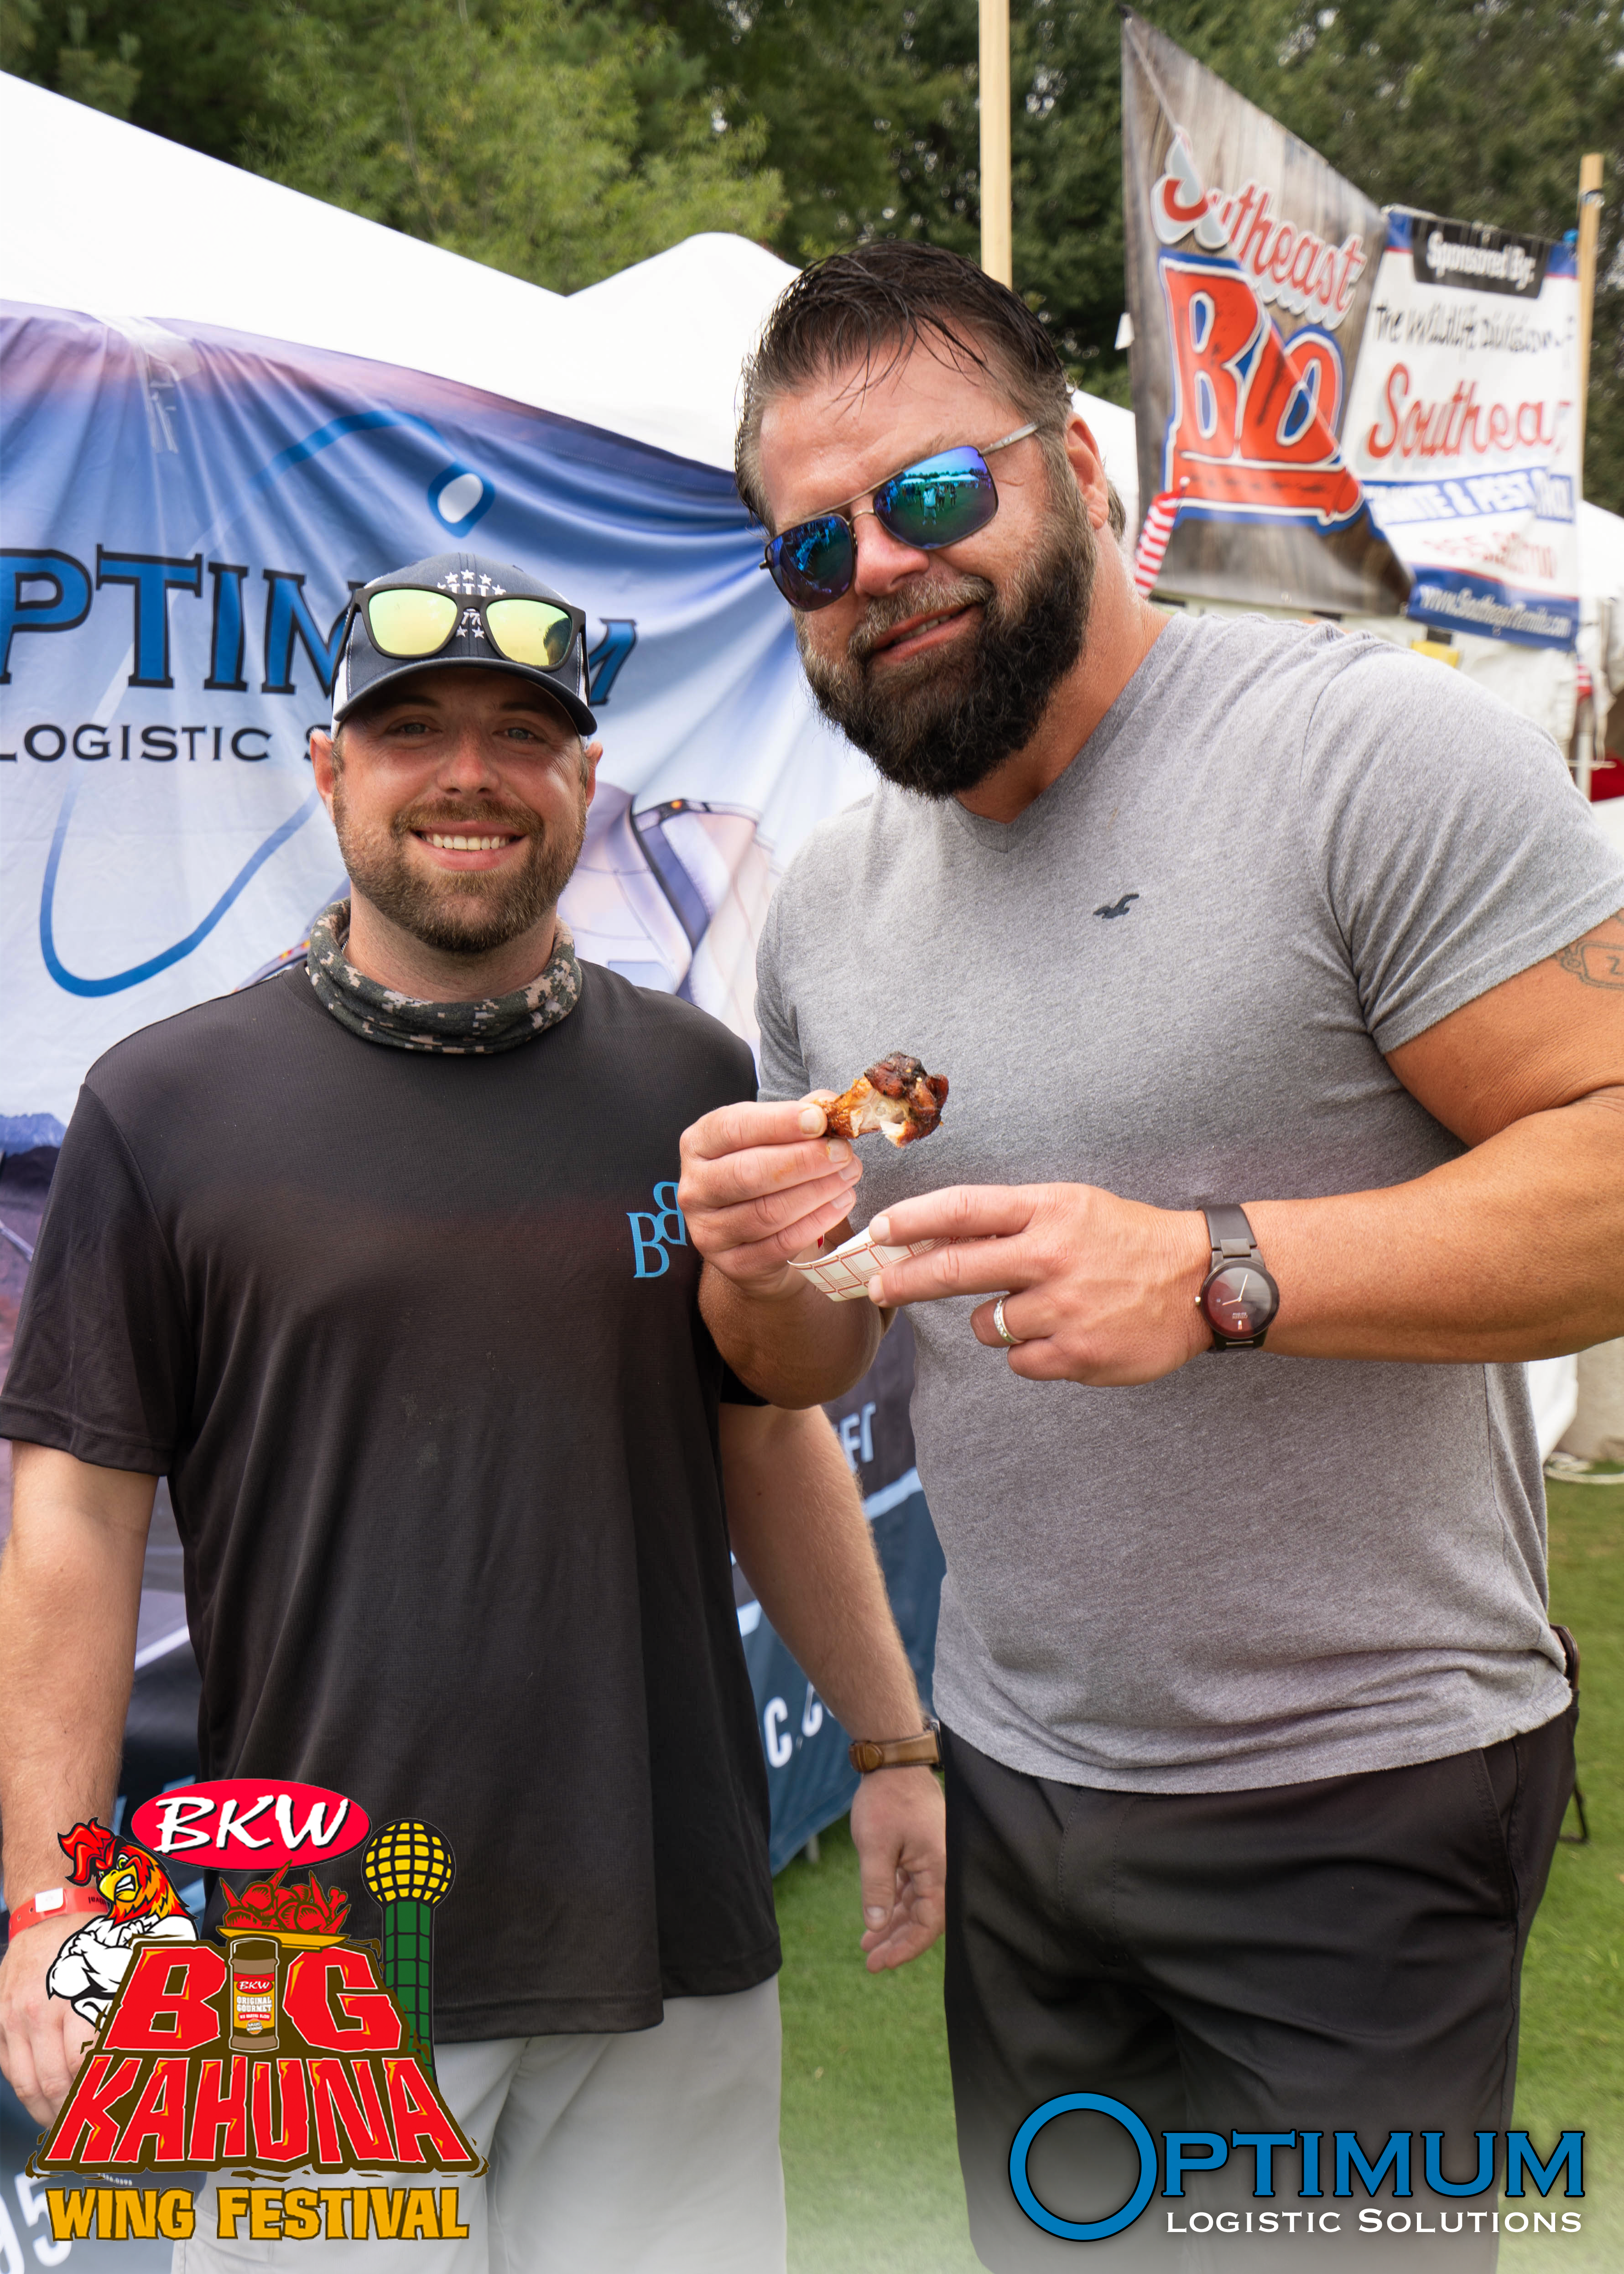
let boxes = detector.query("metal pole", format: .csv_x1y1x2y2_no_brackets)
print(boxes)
0,1216,33,1263
979,0,1012,287
1575,681,1594,804
1576,153,1603,488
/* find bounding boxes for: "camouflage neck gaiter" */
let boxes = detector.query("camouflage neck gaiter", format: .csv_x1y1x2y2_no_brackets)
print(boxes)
305,899,582,1054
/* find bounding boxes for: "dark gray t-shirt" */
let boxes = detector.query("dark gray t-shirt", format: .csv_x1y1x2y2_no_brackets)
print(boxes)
757,612,1624,1793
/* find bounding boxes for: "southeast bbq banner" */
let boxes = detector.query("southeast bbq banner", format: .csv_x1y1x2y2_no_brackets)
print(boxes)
1341,212,1582,648
1119,12,1411,617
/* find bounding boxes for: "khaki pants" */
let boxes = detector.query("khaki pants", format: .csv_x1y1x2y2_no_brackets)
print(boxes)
176,1980,786,2274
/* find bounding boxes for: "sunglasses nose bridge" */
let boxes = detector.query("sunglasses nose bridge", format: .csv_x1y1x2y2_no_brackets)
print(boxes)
850,501,935,589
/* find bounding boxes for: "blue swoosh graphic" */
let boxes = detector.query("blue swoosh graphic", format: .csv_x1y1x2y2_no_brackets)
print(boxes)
40,780,322,997
241,407,441,500
206,407,452,547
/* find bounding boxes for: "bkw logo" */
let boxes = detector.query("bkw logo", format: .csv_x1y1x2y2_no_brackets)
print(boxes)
1159,254,1364,527
628,1182,686,1279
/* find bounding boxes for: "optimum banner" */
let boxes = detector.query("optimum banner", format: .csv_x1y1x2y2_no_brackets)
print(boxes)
0,302,869,1144
1341,213,1581,647
1119,12,1411,616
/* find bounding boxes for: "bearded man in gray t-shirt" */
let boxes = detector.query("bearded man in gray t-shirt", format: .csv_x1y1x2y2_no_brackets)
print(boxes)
679,245,1624,2268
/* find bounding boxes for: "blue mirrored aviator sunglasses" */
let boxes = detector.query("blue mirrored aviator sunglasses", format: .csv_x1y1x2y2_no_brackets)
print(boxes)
760,424,1038,610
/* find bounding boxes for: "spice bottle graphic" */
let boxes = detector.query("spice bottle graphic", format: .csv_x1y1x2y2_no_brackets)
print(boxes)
363,1820,454,2078
228,1935,281,2052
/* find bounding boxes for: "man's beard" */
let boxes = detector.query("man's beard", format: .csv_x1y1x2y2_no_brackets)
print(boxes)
796,489,1096,799
330,781,588,962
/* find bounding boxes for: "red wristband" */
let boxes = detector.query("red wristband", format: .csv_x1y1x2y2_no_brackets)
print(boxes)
6,1888,110,1942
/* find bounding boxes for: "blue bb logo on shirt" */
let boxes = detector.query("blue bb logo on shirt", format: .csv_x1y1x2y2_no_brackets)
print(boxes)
629,1183,687,1279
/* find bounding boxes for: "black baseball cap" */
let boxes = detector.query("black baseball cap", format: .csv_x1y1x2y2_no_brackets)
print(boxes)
330,551,597,735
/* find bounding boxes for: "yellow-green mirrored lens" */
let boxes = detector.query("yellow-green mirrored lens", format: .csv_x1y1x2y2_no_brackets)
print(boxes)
486,598,573,670
366,587,458,657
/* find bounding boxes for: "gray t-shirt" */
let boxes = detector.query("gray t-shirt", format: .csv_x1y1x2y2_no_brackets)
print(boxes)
756,611,1624,1793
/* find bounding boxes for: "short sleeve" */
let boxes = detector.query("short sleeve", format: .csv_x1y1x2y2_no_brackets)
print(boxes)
694,1026,769,1406
754,888,811,1103
1300,645,1624,1054
0,1086,191,1471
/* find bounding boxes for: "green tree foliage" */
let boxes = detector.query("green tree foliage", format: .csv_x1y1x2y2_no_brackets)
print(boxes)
1,0,279,155
655,0,981,261
55,6,138,118
0,0,40,78
1260,0,1624,520
246,0,782,291
2,0,141,120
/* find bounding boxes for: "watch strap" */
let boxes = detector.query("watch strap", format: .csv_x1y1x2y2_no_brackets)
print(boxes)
848,1721,941,1774
1203,1203,1260,1266
1201,1205,1273,1351
6,1886,110,1942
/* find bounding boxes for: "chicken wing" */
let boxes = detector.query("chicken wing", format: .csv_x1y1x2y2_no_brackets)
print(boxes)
823,1052,948,1147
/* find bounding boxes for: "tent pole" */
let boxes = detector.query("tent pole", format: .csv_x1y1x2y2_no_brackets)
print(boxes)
979,0,1012,287
1576,153,1603,489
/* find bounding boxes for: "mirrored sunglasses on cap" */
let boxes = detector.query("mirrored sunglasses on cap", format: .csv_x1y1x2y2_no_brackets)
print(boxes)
761,424,1037,610
360,584,585,671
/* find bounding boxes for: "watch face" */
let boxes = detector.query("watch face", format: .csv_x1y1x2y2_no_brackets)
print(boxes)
1203,1264,1278,1341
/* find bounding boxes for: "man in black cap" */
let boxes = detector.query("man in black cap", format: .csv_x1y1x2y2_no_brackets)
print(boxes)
0,552,945,2271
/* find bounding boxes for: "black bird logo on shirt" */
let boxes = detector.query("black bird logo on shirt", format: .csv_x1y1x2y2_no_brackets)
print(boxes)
1093,893,1140,920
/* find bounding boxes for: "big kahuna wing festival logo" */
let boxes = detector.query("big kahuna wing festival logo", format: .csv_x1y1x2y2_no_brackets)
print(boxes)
27,1780,483,2246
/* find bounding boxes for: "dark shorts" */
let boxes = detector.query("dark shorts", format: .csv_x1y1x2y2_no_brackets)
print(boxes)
942,1703,1577,2271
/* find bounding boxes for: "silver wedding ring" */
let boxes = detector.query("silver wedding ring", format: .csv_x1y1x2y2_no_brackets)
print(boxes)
993,1295,1024,1348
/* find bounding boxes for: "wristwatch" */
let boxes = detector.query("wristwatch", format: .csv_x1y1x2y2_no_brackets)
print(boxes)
1197,1205,1279,1351
848,1720,941,1774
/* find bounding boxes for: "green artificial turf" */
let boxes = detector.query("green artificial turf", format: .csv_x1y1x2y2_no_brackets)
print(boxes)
775,1479,1624,2272
775,1815,979,2273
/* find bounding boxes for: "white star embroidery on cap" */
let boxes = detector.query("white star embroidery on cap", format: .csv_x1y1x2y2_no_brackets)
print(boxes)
432,571,507,597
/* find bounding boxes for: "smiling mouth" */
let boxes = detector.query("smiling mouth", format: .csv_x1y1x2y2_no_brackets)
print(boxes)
416,831,522,852
865,605,978,660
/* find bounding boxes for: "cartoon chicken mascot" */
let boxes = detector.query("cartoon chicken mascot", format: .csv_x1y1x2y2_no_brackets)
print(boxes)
46,1820,197,2024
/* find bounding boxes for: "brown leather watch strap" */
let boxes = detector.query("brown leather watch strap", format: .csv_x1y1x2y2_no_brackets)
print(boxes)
848,1722,941,1773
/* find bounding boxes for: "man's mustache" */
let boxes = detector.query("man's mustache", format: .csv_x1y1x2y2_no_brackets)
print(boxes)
392,802,543,840
846,573,997,665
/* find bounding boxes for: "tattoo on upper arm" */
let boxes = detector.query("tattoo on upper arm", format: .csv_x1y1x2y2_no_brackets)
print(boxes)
1556,930,1624,989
